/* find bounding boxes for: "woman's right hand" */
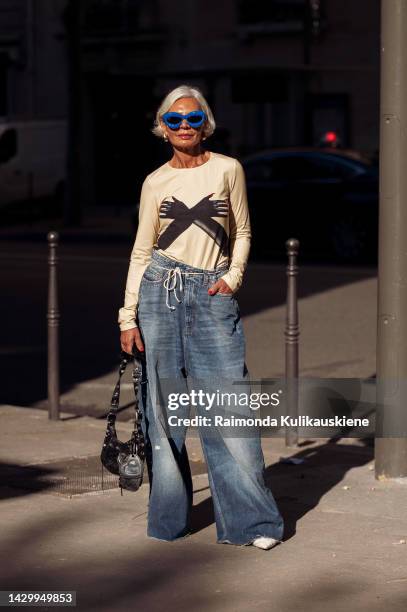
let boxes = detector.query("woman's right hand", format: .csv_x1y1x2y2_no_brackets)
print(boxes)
120,327,145,355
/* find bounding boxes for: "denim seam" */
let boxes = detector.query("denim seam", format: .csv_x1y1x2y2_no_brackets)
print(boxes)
197,430,228,539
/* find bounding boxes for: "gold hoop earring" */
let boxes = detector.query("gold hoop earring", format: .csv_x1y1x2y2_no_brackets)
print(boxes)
163,133,168,142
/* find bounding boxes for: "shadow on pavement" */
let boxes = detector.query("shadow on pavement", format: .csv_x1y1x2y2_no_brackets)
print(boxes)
2,442,405,612
0,461,57,499
263,440,373,540
186,439,373,542
0,238,376,411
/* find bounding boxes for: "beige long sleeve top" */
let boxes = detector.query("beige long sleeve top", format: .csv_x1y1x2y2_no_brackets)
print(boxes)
118,151,251,331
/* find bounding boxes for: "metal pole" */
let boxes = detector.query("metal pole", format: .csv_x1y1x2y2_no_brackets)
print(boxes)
47,231,60,420
285,238,300,447
375,0,407,478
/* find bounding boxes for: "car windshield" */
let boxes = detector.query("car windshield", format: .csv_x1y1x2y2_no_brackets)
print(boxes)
244,152,369,182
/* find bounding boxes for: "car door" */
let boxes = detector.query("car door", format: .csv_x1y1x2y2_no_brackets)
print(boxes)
244,155,300,257
287,153,348,254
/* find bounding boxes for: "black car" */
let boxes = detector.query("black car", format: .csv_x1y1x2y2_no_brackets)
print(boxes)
242,148,379,262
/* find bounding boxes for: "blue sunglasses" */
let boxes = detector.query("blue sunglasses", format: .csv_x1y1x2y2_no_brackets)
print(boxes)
162,110,206,130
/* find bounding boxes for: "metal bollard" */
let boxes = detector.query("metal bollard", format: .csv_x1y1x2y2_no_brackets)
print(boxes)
285,238,300,447
47,231,60,420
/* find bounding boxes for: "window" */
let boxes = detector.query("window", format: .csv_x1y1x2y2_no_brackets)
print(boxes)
237,0,307,28
245,153,363,183
244,161,274,182
0,54,8,116
268,156,311,180
83,0,159,35
232,74,288,103
305,155,362,180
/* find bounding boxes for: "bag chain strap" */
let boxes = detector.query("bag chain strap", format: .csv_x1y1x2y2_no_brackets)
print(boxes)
105,350,145,445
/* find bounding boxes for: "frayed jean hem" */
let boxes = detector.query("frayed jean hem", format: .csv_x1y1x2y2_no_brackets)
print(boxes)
217,536,283,547
147,531,192,543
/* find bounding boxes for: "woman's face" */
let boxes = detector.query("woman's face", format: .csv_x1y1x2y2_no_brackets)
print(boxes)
160,97,205,150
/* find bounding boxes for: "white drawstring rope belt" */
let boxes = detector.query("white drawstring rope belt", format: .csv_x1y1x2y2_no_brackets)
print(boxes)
151,260,228,310
163,266,184,310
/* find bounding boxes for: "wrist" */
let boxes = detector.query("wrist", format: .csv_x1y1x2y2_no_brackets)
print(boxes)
120,323,138,332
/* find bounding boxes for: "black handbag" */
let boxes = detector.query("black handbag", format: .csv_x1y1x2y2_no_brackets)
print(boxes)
101,349,146,493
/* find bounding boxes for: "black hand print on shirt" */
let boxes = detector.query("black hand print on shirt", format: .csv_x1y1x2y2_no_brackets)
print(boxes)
158,193,229,255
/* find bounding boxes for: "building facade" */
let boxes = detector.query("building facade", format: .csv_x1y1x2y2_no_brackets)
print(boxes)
0,0,380,207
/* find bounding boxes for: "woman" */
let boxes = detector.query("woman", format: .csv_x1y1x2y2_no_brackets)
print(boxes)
119,84,283,549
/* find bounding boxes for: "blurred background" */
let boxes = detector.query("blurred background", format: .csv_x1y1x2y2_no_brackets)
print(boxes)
0,0,380,411
0,0,380,260
3,6,407,595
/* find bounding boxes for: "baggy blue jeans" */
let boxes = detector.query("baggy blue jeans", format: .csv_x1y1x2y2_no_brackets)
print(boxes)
137,249,284,545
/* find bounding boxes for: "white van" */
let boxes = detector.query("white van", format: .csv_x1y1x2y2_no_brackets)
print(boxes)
0,120,66,207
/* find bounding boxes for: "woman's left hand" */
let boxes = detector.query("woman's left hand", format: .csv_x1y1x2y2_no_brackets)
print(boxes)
208,279,233,295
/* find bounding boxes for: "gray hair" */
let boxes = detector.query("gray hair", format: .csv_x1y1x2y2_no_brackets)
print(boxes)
152,84,216,140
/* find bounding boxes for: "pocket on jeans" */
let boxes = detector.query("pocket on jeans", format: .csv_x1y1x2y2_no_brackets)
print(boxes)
215,291,234,298
209,292,241,337
142,265,165,283
212,270,234,296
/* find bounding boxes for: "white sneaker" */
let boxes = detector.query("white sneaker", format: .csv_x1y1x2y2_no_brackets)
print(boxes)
252,537,280,550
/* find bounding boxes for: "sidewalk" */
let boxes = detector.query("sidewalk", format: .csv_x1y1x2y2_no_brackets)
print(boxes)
2,215,402,611
30,263,377,419
0,210,378,420
1,405,407,612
